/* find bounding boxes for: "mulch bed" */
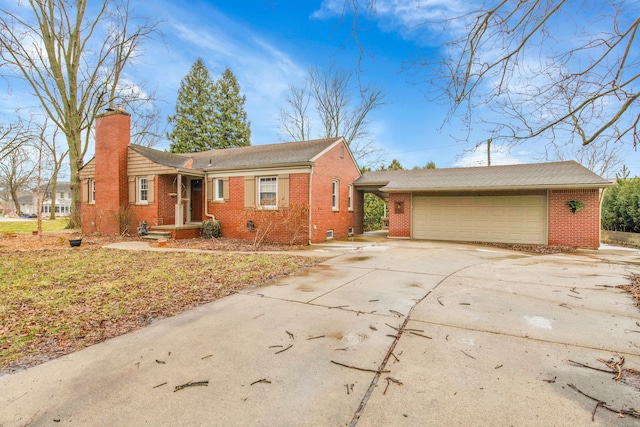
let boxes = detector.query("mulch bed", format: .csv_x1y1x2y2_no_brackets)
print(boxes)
470,241,577,254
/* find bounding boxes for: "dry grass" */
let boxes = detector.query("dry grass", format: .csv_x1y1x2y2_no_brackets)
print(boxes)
0,234,321,374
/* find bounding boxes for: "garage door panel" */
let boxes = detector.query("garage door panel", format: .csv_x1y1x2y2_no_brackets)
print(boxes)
412,195,546,244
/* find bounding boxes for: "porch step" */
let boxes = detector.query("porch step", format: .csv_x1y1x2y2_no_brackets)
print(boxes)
141,231,171,240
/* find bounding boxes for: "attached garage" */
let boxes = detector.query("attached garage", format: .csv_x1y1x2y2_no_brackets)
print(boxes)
354,161,614,248
412,194,546,244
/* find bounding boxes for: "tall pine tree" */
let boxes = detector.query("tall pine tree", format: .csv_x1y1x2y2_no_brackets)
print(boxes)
168,58,216,153
213,67,251,148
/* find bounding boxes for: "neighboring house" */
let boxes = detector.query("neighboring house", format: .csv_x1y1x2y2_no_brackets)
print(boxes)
355,163,613,248
79,109,362,243
16,183,72,217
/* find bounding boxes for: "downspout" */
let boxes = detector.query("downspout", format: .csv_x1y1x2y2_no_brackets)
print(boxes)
204,174,216,221
308,165,314,244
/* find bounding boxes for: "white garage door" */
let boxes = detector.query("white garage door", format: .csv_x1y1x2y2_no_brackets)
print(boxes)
412,195,547,244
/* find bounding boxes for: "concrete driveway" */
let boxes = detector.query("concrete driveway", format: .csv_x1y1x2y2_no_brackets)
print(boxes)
1,240,639,426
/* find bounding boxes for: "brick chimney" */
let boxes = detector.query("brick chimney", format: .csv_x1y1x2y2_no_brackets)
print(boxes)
94,109,131,235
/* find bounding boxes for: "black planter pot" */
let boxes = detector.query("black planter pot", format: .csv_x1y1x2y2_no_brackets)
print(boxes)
69,238,82,247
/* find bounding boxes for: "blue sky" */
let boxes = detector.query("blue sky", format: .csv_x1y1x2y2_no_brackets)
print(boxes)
129,0,542,170
1,0,637,176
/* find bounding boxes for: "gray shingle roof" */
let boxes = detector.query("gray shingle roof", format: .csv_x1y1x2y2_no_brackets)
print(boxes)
128,137,343,171
189,137,342,170
355,161,613,191
129,145,192,169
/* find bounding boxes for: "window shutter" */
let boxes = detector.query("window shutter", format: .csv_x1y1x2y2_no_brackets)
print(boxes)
147,175,155,204
223,177,230,201
206,178,213,201
278,174,289,207
244,176,255,208
82,179,89,203
128,176,136,204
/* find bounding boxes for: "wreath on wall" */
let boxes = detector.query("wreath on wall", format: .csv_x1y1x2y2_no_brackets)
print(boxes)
567,200,584,213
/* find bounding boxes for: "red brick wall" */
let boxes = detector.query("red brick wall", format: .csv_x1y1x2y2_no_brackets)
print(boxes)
206,141,360,244
83,111,130,235
309,141,361,242
548,188,601,247
388,193,411,238
208,174,311,244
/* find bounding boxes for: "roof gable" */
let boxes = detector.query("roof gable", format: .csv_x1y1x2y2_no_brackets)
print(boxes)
355,161,613,191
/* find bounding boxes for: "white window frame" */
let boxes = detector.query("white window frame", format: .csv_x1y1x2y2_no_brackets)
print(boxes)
258,176,278,209
332,179,339,211
89,179,95,204
348,184,353,211
137,177,148,204
214,178,224,201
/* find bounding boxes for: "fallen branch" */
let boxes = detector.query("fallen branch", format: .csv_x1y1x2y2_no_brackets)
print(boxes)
306,335,325,340
437,296,444,306
409,331,432,339
331,360,390,374
389,310,404,317
567,383,640,419
250,378,271,386
385,323,399,331
174,380,209,392
567,360,616,374
369,324,378,331
461,350,476,360
286,330,294,340
201,354,213,360
275,344,293,354
383,377,403,395
153,382,167,389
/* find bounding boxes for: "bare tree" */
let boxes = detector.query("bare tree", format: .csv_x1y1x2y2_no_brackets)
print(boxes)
340,1,638,150
279,85,312,142
0,145,37,217
0,0,157,227
34,119,68,219
0,120,31,161
279,64,386,167
546,139,623,179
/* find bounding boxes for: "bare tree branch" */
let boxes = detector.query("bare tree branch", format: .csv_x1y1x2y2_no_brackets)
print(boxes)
0,0,158,226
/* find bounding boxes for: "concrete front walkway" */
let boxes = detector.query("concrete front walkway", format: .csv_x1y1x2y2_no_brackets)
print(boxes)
1,240,639,426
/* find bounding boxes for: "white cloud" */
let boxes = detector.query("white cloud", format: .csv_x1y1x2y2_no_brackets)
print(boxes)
312,0,470,42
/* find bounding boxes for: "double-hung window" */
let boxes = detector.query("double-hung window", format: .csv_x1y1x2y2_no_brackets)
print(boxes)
89,179,95,203
138,177,148,204
215,178,224,201
259,177,277,208
332,179,339,211
348,184,353,211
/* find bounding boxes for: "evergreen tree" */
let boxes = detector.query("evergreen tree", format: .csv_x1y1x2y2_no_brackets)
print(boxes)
212,67,251,148
168,58,216,153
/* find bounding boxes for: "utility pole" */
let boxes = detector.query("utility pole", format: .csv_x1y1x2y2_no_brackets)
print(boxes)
487,138,492,166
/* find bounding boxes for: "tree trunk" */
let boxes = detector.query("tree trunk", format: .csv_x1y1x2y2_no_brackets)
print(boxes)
10,189,21,217
67,127,83,229
49,177,57,220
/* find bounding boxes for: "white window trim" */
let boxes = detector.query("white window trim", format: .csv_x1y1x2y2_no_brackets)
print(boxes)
89,179,96,204
214,178,224,201
348,183,353,211
258,176,278,210
332,179,339,211
137,177,148,205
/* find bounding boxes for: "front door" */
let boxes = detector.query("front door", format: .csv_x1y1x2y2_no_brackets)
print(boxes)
190,179,203,221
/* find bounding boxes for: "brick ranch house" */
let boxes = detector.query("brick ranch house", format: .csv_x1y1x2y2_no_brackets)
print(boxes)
355,162,613,248
79,109,363,243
